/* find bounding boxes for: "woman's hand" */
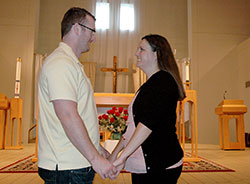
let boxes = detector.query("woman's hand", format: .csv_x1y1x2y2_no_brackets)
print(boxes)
112,156,126,179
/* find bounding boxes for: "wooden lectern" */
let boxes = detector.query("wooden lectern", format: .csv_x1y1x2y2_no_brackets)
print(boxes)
215,100,247,150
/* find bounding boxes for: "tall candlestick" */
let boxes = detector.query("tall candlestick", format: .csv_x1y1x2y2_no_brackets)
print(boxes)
14,57,22,98
184,58,190,82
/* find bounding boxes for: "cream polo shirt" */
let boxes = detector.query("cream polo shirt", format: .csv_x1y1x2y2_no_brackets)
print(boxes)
38,42,100,170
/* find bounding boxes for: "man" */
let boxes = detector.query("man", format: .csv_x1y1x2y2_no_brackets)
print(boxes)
38,7,116,183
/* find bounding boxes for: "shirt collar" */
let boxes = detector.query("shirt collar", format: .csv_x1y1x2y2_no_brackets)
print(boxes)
59,42,81,66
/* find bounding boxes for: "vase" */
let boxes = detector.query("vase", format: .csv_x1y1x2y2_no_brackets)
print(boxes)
111,132,121,140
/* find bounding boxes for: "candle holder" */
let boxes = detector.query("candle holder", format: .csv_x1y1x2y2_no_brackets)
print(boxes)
4,98,23,149
3,57,23,150
177,80,199,162
184,81,191,90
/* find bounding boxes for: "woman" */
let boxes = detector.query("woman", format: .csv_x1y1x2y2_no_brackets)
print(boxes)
109,34,186,183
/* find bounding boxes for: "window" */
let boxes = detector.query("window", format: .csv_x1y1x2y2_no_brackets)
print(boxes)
96,2,110,30
120,3,134,31
95,2,135,31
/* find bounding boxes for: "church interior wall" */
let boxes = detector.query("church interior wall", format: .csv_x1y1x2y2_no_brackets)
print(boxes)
0,0,40,144
0,0,249,145
238,38,250,135
37,0,188,94
192,0,250,144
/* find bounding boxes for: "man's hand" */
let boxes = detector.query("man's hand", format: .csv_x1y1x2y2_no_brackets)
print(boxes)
109,156,126,180
91,155,117,179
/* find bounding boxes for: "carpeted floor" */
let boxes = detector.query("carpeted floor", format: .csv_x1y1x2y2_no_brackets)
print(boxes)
0,154,235,173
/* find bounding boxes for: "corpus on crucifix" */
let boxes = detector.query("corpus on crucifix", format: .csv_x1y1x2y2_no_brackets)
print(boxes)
101,56,129,93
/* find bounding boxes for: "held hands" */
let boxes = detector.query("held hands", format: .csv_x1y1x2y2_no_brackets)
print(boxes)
106,152,127,180
112,156,126,178
91,154,118,180
90,145,118,180
94,146,127,180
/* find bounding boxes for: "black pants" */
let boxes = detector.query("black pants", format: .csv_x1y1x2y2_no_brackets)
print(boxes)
132,164,182,184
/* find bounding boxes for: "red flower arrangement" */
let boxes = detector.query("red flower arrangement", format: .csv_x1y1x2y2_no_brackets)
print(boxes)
98,106,128,134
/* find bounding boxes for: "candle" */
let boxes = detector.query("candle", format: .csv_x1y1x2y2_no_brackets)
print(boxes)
185,58,190,81
14,57,22,98
173,49,177,57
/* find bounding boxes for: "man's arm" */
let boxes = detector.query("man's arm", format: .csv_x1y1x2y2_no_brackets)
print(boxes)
53,99,117,179
99,144,110,159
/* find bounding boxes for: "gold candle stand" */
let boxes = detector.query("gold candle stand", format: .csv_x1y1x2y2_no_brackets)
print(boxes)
176,81,200,162
32,97,39,162
4,98,23,149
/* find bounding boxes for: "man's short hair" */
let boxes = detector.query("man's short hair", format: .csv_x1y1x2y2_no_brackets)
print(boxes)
61,7,96,38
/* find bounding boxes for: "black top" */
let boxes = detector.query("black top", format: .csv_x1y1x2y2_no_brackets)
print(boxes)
132,70,183,172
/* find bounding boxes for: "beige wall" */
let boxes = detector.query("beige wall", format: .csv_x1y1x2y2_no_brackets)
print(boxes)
37,0,91,55
37,0,188,93
238,39,250,134
191,0,250,144
0,0,40,144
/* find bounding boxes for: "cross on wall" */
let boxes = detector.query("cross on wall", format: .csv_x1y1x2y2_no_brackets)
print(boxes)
101,56,129,93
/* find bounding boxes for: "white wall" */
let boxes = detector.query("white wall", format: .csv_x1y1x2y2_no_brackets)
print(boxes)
191,0,250,144
0,0,40,144
238,38,250,133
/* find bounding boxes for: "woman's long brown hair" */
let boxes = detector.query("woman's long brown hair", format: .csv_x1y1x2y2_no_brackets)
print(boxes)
142,34,186,101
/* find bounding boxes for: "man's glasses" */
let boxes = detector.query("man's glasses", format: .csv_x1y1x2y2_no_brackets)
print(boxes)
73,23,96,33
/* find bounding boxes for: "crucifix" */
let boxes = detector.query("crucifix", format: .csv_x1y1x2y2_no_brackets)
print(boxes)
101,56,129,93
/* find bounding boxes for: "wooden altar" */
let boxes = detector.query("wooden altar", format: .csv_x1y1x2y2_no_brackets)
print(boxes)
215,100,247,150
95,93,134,141
94,93,134,107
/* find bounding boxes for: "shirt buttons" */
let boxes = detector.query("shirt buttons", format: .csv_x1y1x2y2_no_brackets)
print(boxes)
147,167,150,170
144,154,147,157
